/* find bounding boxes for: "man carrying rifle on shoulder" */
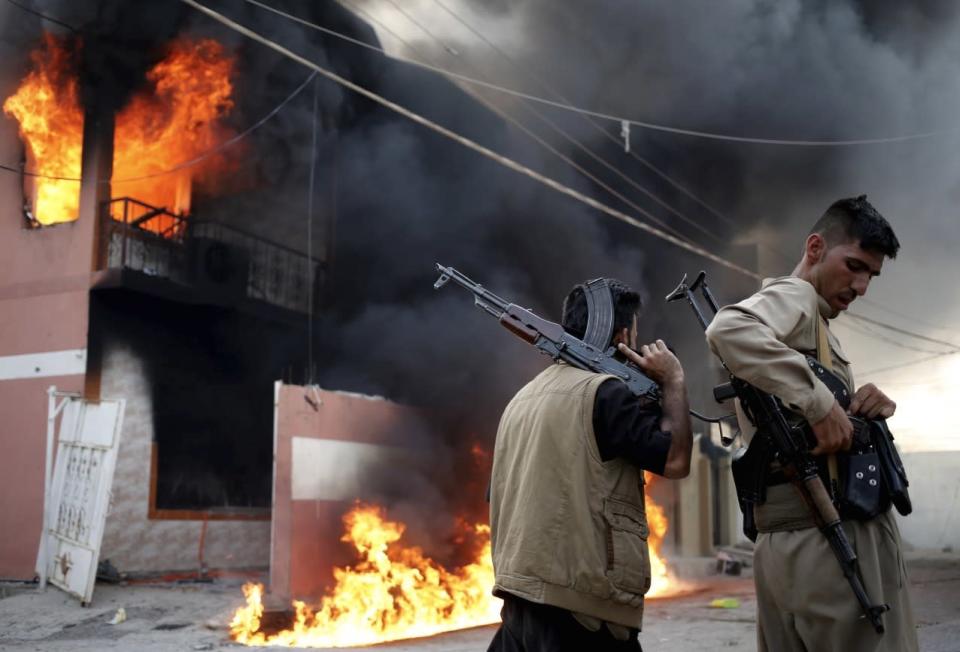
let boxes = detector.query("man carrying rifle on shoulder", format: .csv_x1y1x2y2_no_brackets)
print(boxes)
486,280,693,652
705,196,918,651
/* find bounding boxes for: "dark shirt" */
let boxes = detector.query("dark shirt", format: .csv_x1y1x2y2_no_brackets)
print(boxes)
592,378,672,476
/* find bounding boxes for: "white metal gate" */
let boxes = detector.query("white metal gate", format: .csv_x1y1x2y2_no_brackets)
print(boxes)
36,389,125,605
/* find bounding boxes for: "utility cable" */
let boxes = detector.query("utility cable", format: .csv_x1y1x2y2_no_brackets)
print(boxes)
427,0,734,233
341,0,694,244
306,76,319,385
0,70,317,183
357,0,701,244
858,350,960,379
3,0,77,33
846,312,960,352
241,0,950,148
858,296,960,334
181,0,762,280
833,318,954,355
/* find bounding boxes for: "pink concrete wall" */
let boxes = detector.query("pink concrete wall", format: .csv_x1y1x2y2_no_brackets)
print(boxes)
271,384,421,601
0,44,95,578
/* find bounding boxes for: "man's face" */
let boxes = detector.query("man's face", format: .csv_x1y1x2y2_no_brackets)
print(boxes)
811,238,885,313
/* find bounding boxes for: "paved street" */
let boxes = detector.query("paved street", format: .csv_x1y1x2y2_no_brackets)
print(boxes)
1,552,957,651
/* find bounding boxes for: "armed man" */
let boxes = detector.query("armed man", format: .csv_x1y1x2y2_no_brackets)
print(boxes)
485,279,693,652
705,195,918,651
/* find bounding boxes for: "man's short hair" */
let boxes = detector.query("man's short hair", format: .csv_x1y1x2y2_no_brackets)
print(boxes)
561,279,640,345
810,195,900,258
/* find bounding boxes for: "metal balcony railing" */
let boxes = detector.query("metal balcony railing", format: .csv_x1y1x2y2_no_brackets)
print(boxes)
98,198,319,314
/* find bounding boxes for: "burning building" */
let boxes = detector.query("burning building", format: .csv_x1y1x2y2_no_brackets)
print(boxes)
0,0,748,645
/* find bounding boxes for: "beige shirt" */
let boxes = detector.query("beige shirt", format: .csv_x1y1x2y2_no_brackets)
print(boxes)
705,276,854,434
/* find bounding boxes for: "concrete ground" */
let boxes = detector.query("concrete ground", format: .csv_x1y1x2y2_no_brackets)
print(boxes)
0,552,957,651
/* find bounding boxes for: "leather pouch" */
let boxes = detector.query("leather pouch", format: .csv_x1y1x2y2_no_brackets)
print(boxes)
840,452,888,520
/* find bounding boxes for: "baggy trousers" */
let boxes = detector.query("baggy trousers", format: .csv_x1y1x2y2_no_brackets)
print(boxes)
754,486,919,652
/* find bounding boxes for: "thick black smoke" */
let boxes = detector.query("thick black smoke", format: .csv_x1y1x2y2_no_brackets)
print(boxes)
9,0,959,559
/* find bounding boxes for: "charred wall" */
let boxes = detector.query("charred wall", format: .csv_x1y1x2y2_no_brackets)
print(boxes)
90,288,306,510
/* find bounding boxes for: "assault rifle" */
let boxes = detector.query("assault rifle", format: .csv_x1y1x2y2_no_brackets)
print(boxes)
433,264,660,401
667,271,890,634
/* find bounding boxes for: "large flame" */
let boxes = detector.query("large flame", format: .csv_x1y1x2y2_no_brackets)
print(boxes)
2,34,234,230
112,38,234,226
232,493,681,648
231,504,501,648
2,34,83,224
644,484,672,597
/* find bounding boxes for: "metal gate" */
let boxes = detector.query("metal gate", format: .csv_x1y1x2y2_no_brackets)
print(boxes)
36,389,125,605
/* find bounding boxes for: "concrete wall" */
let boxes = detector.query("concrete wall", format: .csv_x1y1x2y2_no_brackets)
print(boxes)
271,383,424,602
0,23,92,579
896,451,960,552
98,342,270,573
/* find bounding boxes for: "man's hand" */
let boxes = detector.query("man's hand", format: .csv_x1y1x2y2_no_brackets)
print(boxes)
618,339,691,479
810,400,854,455
618,339,683,386
849,383,896,419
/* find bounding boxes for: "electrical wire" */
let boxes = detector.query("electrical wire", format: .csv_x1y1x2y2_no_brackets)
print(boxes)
347,0,698,245
418,0,726,243
181,0,763,281
833,318,955,355
846,312,960,352
858,350,960,378
242,0,952,148
3,0,77,34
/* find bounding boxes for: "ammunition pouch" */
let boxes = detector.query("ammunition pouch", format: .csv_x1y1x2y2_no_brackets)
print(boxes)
732,417,912,529
871,419,912,516
730,437,771,542
838,451,887,520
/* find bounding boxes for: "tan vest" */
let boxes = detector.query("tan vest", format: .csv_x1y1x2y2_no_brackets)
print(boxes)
489,363,652,628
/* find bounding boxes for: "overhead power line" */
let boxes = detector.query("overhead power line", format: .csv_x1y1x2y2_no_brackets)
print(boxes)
261,0,960,373
241,0,950,148
833,318,954,355
3,0,77,33
349,0,707,245
410,0,727,242
846,312,960,353
858,350,960,379
181,0,762,281
425,0,736,229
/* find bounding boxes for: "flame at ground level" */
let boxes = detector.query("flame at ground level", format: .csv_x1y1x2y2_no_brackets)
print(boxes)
232,493,683,648
230,505,502,648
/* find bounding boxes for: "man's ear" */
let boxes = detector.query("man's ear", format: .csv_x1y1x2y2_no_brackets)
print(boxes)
611,327,630,347
805,233,827,263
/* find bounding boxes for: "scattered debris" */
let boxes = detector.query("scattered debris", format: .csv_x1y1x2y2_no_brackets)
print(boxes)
709,598,741,609
107,607,127,625
715,551,743,576
155,622,191,630
97,558,126,584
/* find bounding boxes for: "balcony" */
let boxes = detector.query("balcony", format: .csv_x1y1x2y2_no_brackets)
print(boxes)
95,197,320,319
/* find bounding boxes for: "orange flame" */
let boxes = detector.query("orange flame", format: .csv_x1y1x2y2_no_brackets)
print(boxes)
232,492,682,648
2,34,82,224
112,38,234,229
230,505,501,648
644,472,685,598
2,34,234,230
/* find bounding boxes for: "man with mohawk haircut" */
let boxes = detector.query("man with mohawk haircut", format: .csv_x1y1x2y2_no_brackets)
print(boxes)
706,195,919,651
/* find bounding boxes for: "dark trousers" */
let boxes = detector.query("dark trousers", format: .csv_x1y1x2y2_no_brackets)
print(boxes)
487,595,643,652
